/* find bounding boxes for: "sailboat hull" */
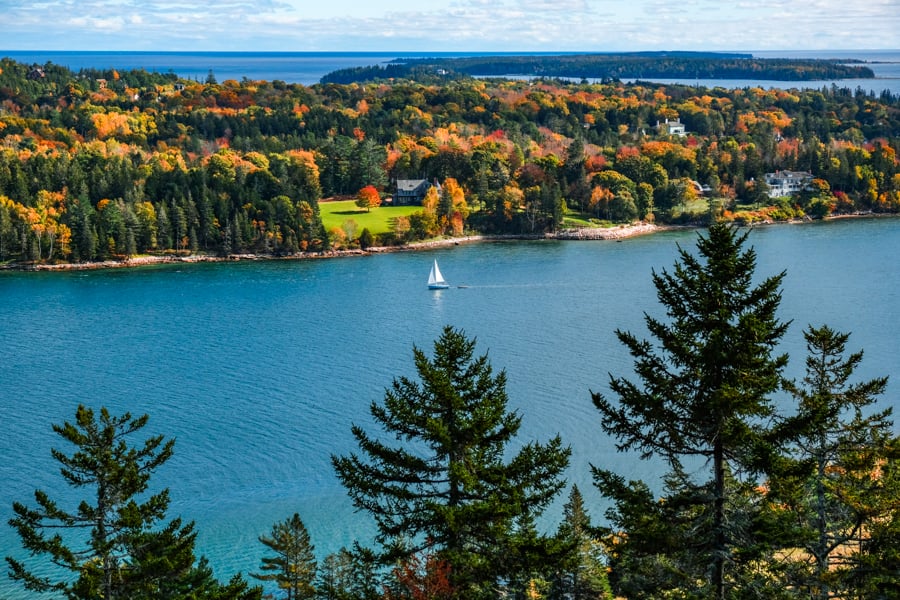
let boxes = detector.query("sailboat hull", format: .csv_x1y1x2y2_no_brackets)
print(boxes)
428,282,450,290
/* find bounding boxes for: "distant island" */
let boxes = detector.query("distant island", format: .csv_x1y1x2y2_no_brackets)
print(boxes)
320,51,875,84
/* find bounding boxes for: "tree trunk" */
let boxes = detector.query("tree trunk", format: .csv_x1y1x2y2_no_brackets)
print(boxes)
714,437,725,600
815,452,829,600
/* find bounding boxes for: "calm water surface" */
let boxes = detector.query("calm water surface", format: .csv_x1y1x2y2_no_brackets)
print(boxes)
2,219,899,597
2,50,897,93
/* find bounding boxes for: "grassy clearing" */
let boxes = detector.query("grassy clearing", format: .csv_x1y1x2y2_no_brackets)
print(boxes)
561,211,615,228
684,197,712,213
669,197,718,219
319,200,422,235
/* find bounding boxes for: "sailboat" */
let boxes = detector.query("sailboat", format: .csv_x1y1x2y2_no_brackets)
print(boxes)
427,259,450,289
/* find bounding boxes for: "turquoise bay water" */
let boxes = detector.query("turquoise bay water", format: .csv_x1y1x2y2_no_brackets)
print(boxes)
2,219,900,597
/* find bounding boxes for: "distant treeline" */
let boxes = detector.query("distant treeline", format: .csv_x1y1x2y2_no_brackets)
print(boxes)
321,52,875,84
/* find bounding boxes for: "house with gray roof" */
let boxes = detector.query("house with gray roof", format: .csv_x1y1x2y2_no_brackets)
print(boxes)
764,170,814,198
394,179,438,205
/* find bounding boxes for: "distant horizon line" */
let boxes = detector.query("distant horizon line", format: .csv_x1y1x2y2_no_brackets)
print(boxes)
3,48,899,55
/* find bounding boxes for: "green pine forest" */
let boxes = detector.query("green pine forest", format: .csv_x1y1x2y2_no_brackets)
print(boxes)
0,56,898,265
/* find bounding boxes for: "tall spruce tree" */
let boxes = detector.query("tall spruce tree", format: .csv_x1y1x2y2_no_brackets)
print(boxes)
333,326,571,598
551,485,612,600
6,405,261,600
252,513,318,600
592,223,790,600
768,325,894,599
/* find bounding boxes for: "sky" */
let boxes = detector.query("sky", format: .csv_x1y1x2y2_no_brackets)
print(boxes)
2,0,898,53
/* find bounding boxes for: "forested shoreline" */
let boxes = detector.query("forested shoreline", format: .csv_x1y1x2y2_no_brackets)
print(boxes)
322,52,875,84
0,56,898,268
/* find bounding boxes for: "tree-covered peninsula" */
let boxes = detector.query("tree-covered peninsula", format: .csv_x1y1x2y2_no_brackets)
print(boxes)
0,56,898,267
321,52,875,84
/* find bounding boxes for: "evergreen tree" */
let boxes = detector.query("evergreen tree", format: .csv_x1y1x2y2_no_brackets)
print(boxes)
157,201,173,250
595,466,716,598
562,137,589,211
252,513,318,600
72,194,97,261
551,485,612,600
178,558,263,600
358,227,374,250
350,139,388,192
317,545,382,600
6,405,261,600
597,463,793,599
592,223,790,600
333,326,571,598
768,325,894,599
316,550,355,600
850,442,900,599
496,513,556,599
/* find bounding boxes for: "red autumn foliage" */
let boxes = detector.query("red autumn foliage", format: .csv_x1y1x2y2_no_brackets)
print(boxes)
385,549,454,600
356,185,382,211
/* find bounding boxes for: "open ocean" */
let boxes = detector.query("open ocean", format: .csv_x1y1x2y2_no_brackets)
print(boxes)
0,49,898,93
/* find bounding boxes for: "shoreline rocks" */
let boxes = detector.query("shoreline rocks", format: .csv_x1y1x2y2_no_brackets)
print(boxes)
0,221,739,272
0,223,662,272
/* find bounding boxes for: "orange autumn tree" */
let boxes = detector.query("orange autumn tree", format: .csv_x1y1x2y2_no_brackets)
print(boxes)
355,185,381,212
589,186,614,220
440,178,469,236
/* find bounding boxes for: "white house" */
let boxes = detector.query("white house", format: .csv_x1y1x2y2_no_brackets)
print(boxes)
764,170,814,198
691,180,712,195
655,118,687,136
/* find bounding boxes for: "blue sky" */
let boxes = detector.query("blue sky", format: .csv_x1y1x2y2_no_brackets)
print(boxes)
2,0,898,52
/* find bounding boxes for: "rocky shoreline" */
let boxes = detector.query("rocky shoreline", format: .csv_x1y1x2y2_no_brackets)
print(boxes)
3,213,895,272
1,222,666,272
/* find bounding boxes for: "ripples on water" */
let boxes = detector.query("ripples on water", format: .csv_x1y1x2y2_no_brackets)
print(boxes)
2,219,900,597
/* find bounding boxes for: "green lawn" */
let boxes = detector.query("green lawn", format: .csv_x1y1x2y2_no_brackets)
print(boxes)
561,211,615,228
319,200,422,235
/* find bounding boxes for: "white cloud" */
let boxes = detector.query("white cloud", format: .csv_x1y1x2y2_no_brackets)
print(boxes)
0,0,897,51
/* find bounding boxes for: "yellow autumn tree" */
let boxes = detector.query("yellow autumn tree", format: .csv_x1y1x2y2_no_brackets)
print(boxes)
30,190,70,260
422,186,440,216
441,178,469,236
91,111,132,140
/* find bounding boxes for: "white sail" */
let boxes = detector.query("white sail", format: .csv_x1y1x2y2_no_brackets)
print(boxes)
428,260,449,289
